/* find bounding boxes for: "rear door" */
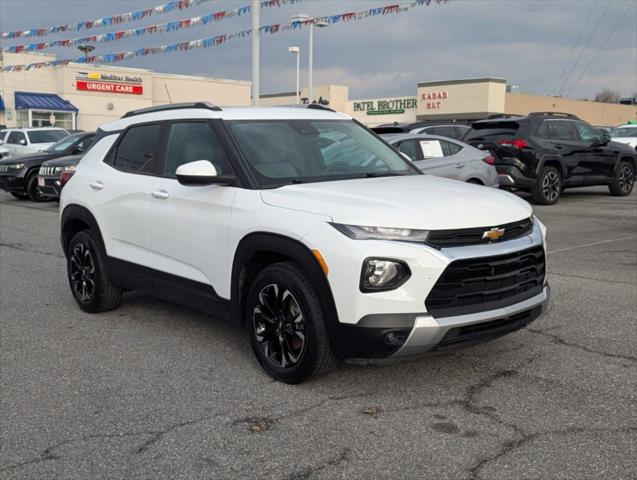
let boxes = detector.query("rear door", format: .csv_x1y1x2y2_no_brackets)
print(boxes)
413,139,464,181
546,119,589,183
147,120,236,311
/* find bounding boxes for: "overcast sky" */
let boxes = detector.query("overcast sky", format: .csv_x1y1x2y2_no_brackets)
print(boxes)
0,0,635,101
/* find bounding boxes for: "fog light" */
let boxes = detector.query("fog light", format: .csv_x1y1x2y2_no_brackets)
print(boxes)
384,330,409,346
360,258,410,292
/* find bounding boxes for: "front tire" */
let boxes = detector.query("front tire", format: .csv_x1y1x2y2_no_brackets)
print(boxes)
246,262,338,383
532,166,562,205
67,230,122,313
609,161,634,196
25,172,47,202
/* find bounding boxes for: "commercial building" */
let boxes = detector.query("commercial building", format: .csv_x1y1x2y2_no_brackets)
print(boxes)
263,78,637,127
0,52,251,131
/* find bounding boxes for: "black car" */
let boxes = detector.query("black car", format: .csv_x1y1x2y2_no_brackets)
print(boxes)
0,132,94,201
464,112,636,204
37,154,83,200
372,122,470,140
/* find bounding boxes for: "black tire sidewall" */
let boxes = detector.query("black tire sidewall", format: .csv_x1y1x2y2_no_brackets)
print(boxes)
534,166,561,205
67,230,112,313
246,264,325,384
25,172,46,202
610,161,634,196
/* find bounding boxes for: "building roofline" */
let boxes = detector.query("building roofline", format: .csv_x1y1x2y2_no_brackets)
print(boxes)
417,78,507,87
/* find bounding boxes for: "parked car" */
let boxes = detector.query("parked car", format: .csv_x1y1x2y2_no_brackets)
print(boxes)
382,133,498,187
372,123,470,140
60,102,550,383
0,127,69,157
611,124,637,150
464,112,636,204
38,153,83,200
0,144,10,161
0,131,94,201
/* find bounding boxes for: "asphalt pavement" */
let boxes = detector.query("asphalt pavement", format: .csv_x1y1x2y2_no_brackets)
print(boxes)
1,186,635,480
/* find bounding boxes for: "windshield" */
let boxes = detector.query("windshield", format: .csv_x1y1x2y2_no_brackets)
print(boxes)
27,129,68,144
612,127,637,138
228,120,415,187
46,134,80,152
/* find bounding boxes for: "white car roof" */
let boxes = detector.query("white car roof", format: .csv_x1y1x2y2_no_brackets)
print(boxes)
100,106,352,133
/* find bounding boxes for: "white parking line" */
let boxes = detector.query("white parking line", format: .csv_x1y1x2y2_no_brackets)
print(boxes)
548,236,637,254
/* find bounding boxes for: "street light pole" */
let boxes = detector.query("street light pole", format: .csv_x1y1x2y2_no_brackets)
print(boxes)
251,0,260,106
292,15,327,104
288,46,300,104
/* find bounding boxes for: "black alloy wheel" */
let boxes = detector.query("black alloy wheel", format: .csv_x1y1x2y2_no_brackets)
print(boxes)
25,172,47,202
253,283,306,368
532,166,561,205
70,241,96,303
609,161,634,196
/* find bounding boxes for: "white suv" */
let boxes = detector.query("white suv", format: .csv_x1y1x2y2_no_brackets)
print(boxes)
1,127,69,157
60,102,550,383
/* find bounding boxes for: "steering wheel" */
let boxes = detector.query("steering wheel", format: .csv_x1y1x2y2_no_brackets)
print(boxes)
324,161,351,172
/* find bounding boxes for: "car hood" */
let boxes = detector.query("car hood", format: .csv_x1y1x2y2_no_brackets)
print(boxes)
0,150,68,166
610,137,637,148
260,175,533,230
41,154,83,167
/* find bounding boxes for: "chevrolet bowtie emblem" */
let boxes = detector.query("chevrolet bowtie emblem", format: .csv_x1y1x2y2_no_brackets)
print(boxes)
482,227,505,241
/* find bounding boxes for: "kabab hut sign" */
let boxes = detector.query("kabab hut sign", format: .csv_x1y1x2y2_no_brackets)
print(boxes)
76,71,143,95
421,91,448,110
353,98,417,116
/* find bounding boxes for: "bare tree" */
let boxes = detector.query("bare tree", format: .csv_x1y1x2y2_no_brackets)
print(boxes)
594,88,621,103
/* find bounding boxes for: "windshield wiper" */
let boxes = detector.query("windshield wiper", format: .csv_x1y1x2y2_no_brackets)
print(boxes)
364,172,406,178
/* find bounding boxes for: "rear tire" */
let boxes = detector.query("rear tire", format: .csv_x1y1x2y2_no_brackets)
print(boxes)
532,166,562,205
609,161,634,196
67,230,122,313
246,261,338,383
25,172,47,202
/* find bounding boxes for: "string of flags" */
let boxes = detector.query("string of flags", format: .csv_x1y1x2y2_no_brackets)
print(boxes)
1,0,446,73
0,0,303,40
1,0,304,53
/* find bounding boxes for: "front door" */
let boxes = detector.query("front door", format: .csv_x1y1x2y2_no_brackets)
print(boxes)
147,120,236,314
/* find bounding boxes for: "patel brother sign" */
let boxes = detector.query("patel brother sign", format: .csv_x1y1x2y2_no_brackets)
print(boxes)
353,98,417,116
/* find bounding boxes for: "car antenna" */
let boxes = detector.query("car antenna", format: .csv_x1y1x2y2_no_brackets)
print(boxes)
164,84,173,103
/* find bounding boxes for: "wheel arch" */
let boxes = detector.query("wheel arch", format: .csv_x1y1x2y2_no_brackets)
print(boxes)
60,204,106,258
537,155,566,178
616,155,636,172
230,232,339,332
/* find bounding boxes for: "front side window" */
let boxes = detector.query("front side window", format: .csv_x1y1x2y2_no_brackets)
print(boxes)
548,120,579,141
7,131,26,144
75,135,95,152
574,122,601,143
114,124,161,173
229,120,415,187
164,122,229,177
27,129,68,144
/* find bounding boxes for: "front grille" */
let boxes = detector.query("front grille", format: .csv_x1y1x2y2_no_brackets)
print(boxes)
425,245,545,317
434,305,542,350
39,165,60,177
426,218,533,249
0,164,9,173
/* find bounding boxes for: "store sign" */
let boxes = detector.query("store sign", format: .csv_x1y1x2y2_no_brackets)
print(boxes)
75,71,143,95
353,98,417,116
421,91,448,110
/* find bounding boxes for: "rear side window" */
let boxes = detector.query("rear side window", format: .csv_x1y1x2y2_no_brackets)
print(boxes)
397,140,420,160
439,140,462,156
114,124,161,172
7,131,26,144
535,121,550,139
548,120,579,141
164,122,230,177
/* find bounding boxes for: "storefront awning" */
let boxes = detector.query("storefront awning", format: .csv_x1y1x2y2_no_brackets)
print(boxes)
15,91,78,112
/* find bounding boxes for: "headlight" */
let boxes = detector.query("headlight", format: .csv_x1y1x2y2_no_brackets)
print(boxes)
9,163,25,170
360,258,411,292
331,223,430,242
62,165,76,172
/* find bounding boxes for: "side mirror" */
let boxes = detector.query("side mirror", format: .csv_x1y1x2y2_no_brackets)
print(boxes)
602,133,611,145
71,146,83,154
175,160,236,186
19,139,27,145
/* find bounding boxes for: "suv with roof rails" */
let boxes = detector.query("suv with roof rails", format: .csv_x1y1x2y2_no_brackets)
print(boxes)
464,112,636,204
60,102,550,383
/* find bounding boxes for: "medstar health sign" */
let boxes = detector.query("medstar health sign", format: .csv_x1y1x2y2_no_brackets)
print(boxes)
353,98,417,116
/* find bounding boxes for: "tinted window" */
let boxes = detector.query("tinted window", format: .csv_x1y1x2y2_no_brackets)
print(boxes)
536,121,550,139
76,135,95,152
7,131,26,144
548,120,579,141
574,122,601,142
229,120,414,186
164,122,229,177
397,140,419,160
429,126,457,138
114,124,161,172
27,130,68,144
439,140,462,156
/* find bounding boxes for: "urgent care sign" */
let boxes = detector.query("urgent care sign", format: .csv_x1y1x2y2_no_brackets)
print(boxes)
75,71,143,95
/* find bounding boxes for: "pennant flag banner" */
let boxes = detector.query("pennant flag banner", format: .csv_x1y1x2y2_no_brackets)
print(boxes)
2,0,304,53
1,0,446,72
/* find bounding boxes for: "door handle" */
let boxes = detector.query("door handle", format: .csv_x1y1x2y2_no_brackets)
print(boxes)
89,181,104,191
554,144,564,150
151,189,169,200
455,163,465,169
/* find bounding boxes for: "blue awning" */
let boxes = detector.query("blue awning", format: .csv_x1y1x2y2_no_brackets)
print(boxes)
15,91,78,112
0,95,5,111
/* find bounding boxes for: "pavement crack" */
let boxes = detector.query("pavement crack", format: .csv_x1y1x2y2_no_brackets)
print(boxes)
526,327,637,362
549,271,635,286
0,241,64,259
280,447,353,480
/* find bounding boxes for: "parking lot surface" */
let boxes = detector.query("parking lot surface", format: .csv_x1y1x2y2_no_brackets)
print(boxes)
1,187,635,480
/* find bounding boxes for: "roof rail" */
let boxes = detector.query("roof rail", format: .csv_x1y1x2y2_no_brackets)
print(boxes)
527,111,579,119
486,114,523,119
121,102,222,119
306,103,335,112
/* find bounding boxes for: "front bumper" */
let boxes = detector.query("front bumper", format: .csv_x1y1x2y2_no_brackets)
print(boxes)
392,285,549,356
38,176,61,199
0,174,26,193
